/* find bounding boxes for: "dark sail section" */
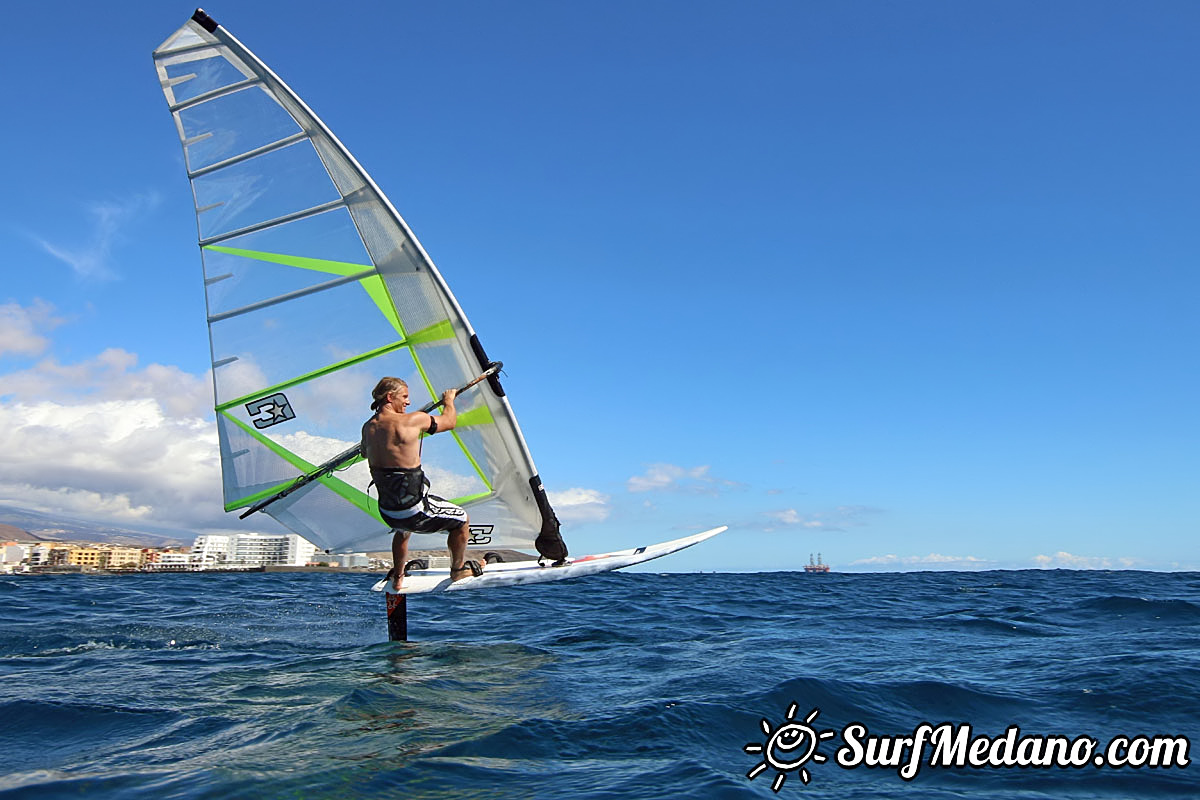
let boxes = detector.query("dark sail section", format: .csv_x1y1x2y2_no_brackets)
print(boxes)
530,475,568,562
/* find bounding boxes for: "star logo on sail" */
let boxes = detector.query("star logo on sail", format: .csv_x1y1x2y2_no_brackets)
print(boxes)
246,393,296,429
744,704,836,791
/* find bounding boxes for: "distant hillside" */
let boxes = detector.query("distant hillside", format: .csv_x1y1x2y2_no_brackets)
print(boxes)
0,505,188,548
0,522,34,542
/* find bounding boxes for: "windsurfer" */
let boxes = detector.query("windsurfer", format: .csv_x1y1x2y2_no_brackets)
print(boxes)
362,377,482,591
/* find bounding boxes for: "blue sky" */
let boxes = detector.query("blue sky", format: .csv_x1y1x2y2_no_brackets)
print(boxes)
1,1,1196,571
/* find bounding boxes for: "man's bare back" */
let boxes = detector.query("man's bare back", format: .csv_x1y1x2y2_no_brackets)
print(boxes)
361,384,457,468
362,378,476,590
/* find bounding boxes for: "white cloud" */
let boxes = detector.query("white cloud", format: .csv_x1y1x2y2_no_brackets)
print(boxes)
0,300,65,359
851,553,991,570
275,430,359,465
0,398,223,531
767,508,825,528
33,193,161,281
0,483,154,520
211,357,270,407
764,505,881,532
0,347,210,419
1032,551,1135,570
627,463,740,495
548,487,611,523
0,311,226,532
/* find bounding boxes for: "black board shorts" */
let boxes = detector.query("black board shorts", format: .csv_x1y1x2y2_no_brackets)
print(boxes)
380,492,467,534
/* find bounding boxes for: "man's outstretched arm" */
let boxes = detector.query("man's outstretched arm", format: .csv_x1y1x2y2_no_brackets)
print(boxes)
433,388,458,432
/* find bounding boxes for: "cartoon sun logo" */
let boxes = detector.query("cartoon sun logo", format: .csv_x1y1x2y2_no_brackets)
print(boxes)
744,703,836,792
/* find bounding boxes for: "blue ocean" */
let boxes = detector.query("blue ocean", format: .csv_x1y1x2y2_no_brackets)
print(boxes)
2,569,1196,798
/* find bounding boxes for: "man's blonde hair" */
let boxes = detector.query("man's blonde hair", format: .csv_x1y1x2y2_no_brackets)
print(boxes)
371,377,408,411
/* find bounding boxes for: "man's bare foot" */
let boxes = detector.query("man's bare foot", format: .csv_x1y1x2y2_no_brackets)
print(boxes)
450,560,483,582
388,567,403,592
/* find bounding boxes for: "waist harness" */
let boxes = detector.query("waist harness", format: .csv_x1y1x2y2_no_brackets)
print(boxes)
370,466,429,511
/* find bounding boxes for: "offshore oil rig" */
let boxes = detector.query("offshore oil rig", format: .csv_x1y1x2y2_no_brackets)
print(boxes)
804,553,831,573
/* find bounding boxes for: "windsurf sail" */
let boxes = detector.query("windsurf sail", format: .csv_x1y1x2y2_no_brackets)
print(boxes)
152,9,567,560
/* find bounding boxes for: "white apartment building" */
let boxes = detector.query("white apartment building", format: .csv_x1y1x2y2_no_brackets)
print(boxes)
29,545,50,566
153,552,196,569
189,533,317,567
192,535,232,567
2,544,28,565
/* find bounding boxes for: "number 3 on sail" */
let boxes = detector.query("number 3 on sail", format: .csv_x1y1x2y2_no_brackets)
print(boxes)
153,9,722,590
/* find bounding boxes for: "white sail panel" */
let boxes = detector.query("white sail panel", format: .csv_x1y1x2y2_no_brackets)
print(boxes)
153,11,565,559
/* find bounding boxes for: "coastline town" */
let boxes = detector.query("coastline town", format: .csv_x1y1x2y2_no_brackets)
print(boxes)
1,531,387,575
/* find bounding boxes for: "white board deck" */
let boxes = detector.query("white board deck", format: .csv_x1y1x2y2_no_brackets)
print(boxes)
371,526,726,595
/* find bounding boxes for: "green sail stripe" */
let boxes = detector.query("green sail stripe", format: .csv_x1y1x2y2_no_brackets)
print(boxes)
205,245,370,276
406,319,454,345
314,466,381,520
414,411,494,491
401,321,490,493
215,339,409,412
409,348,440,421
221,412,379,520
213,319,456,412
358,274,403,336
220,411,316,510
450,405,494,429
450,490,492,506
224,410,317,472
227,482,294,513
418,404,494,436
224,472,379,520
451,428,493,493
203,245,405,335
409,351,490,494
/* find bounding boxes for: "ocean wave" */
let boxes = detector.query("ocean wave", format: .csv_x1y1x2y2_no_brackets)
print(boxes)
0,699,183,770
925,613,1064,638
7,638,222,659
1071,594,1200,621
432,697,747,762
742,673,1034,732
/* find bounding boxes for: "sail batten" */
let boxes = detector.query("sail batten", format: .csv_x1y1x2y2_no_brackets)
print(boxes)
168,77,262,113
155,11,566,559
189,132,309,178
198,199,346,246
154,41,219,60
207,268,377,323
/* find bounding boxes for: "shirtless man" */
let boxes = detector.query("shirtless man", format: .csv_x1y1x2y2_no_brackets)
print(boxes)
361,376,481,591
